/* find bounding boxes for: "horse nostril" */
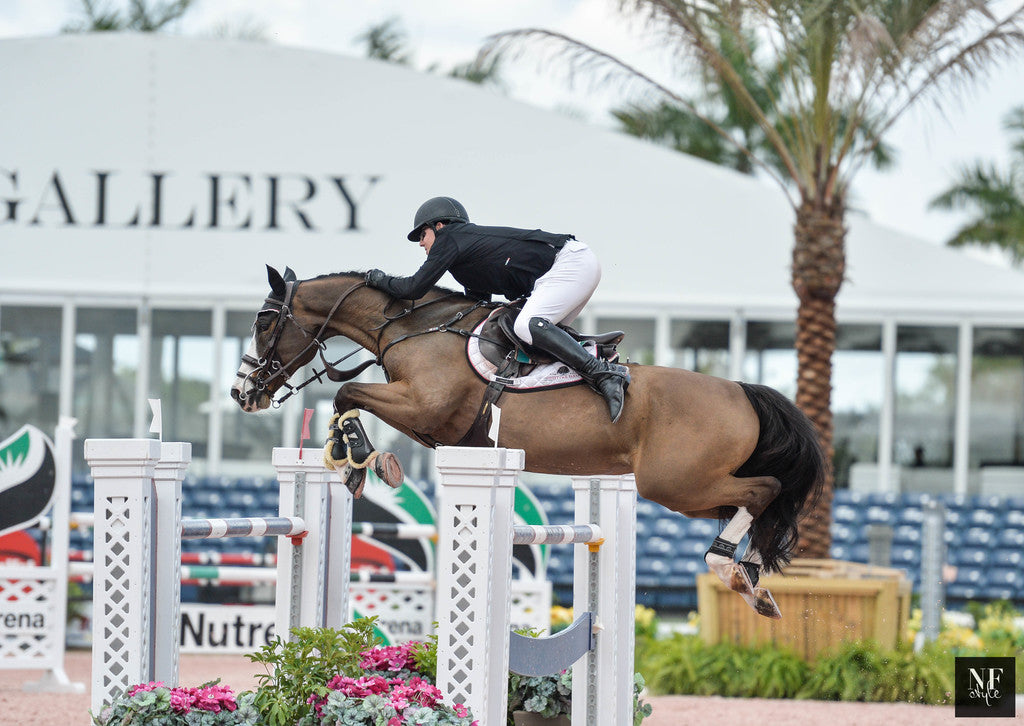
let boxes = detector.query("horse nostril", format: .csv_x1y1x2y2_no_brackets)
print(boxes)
230,388,242,402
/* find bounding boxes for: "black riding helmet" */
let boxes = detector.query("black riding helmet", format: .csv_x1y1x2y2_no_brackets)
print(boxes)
407,196,469,241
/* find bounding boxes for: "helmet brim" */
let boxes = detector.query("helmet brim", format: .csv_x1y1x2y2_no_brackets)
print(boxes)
407,225,424,242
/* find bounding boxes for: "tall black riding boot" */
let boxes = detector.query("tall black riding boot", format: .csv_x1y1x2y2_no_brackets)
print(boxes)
527,317,630,423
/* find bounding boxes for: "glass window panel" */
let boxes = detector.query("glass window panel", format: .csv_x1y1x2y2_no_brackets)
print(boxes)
222,310,285,467
895,325,957,468
832,325,883,488
74,307,138,472
0,305,62,440
670,320,729,377
742,321,796,398
151,310,212,460
595,317,655,365
970,327,1024,467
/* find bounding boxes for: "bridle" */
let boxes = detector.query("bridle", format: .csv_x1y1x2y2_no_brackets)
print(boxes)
236,280,375,407
236,278,498,407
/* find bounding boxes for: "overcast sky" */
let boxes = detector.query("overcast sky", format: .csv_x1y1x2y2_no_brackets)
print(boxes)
3,0,1022,264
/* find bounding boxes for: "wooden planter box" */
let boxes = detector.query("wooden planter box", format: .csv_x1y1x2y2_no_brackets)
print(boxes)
697,558,911,661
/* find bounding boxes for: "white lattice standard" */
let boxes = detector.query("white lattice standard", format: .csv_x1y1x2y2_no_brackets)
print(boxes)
434,446,523,726
272,448,353,641
86,438,161,715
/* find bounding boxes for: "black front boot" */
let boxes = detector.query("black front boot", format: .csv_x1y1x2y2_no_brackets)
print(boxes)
527,317,630,423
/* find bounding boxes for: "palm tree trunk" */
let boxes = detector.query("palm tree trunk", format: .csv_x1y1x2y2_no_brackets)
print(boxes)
791,198,844,559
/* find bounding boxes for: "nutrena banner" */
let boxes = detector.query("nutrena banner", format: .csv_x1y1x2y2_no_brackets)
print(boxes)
0,425,57,537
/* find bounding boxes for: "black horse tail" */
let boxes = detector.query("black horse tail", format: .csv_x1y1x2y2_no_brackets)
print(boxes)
733,381,827,573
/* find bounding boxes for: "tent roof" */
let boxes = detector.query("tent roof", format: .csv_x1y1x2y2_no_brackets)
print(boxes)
2,34,1023,324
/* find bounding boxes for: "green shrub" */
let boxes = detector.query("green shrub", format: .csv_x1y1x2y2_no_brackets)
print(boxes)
246,619,380,726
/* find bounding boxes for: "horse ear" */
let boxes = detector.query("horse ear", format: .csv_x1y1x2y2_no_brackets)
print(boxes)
267,265,287,298
283,266,297,283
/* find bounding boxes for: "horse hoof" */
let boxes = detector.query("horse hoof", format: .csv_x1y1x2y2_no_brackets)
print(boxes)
372,452,404,488
750,587,782,619
706,558,753,596
342,464,366,498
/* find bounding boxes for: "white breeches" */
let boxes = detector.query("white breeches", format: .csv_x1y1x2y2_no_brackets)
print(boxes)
514,239,601,344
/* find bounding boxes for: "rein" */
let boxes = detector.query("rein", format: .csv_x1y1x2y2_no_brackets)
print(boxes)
241,278,503,407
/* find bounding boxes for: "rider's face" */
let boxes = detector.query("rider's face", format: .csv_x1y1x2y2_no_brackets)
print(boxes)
418,222,443,254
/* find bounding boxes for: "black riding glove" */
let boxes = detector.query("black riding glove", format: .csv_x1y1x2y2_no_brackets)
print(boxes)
365,269,388,289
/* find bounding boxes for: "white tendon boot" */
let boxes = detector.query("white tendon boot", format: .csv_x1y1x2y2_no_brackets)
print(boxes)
704,507,755,595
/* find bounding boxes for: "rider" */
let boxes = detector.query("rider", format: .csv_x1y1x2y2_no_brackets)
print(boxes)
364,196,631,422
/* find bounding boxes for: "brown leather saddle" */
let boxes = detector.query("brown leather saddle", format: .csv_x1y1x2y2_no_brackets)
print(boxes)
476,304,625,376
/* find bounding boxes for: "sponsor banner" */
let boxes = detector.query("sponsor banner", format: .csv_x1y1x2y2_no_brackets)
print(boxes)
179,604,277,654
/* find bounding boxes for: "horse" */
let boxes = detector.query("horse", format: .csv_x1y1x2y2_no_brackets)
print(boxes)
231,266,826,618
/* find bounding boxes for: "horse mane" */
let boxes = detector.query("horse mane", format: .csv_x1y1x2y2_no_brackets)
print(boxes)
311,270,475,303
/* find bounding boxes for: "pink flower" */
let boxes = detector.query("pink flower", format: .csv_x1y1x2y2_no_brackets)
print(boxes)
169,689,195,714
128,681,164,697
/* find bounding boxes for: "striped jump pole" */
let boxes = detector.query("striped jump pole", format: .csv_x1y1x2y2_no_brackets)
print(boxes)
180,517,305,539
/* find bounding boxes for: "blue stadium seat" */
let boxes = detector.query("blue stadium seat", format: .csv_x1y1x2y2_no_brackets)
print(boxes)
946,584,981,601
866,492,898,507
670,559,703,577
657,589,697,611
685,519,716,538
830,523,855,542
985,568,1023,589
865,506,894,525
953,566,985,585
225,492,257,509
678,539,708,557
998,529,1024,548
975,495,1005,511
1003,510,1024,529
846,543,870,562
652,518,685,537
943,509,963,528
898,508,925,525
968,509,998,527
980,586,1018,601
890,546,920,566
949,547,989,566
260,492,280,510
644,536,672,557
892,525,921,544
962,527,994,547
992,549,1023,568
833,505,863,525
830,543,850,560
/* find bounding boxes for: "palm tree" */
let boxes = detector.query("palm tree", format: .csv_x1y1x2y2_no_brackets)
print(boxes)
486,1,1024,558
356,18,505,88
930,105,1024,265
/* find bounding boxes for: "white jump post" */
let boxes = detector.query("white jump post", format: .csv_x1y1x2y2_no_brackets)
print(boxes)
271,447,353,641
433,446,637,726
435,446,523,726
571,474,637,726
87,440,353,713
86,438,161,715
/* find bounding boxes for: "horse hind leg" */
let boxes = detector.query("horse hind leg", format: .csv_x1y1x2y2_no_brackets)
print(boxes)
700,474,783,619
